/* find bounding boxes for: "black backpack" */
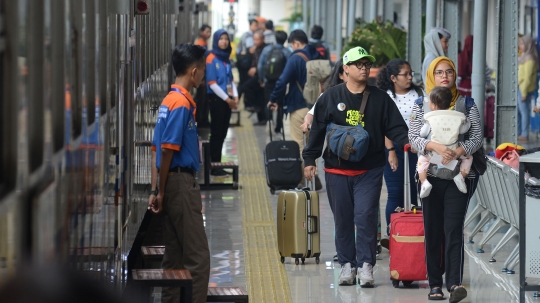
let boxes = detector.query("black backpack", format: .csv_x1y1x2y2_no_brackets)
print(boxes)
310,41,328,59
263,47,286,81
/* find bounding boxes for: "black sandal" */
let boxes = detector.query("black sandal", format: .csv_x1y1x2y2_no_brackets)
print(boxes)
449,285,467,303
428,287,445,300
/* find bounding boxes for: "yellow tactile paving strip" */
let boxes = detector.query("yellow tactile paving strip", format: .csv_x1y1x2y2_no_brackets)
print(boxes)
236,111,293,303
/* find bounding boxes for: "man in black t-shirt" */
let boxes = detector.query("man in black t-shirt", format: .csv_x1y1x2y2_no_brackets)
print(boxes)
303,47,408,288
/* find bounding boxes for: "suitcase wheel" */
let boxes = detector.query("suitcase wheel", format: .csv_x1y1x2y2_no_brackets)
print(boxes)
392,280,400,288
315,257,320,264
280,256,285,264
295,258,299,265
402,281,413,287
270,188,276,195
377,245,382,254
301,258,305,264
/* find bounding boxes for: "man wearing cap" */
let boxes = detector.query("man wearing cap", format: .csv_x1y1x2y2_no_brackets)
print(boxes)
303,47,409,287
268,29,321,160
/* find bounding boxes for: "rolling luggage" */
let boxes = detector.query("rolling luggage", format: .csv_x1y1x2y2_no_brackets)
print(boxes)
277,178,321,265
264,112,303,194
389,143,427,288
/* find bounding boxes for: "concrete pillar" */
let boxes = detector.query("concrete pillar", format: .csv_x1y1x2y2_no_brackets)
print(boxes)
472,0,488,127
369,0,377,22
248,0,260,20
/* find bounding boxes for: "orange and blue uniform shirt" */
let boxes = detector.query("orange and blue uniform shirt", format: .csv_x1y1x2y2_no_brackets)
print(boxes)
194,37,207,49
152,85,200,172
205,53,233,95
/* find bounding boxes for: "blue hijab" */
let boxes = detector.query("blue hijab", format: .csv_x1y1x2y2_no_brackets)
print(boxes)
210,29,232,64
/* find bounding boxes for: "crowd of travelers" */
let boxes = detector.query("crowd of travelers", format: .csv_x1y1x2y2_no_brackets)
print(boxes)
147,14,538,303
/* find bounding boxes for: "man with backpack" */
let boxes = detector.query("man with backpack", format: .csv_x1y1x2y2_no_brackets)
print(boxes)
309,25,330,60
268,30,329,189
258,31,291,133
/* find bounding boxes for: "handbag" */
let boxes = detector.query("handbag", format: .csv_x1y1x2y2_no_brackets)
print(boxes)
326,87,370,162
472,146,487,175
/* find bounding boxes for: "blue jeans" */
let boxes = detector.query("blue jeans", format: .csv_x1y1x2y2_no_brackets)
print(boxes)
517,89,533,138
325,167,384,268
383,142,418,234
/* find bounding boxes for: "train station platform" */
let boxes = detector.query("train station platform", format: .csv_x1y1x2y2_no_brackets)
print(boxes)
173,109,540,303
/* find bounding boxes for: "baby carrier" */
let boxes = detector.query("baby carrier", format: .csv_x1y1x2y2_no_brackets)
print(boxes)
423,110,467,150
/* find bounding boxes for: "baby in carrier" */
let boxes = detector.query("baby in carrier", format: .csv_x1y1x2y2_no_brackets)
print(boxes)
418,87,472,198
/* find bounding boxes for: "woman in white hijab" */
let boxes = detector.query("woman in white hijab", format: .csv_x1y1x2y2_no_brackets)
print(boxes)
518,35,539,141
422,28,451,81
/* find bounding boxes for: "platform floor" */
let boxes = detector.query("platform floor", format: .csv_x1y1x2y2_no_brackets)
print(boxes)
195,110,540,303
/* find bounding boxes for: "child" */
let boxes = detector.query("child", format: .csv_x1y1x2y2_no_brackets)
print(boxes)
418,86,472,198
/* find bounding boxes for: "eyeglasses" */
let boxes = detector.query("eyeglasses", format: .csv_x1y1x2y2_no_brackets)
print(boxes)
397,71,415,77
350,61,373,69
434,69,455,77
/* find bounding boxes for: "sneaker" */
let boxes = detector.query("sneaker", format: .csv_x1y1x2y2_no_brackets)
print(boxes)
453,174,467,194
333,254,338,262
338,263,356,285
358,262,374,288
419,180,432,198
380,235,389,250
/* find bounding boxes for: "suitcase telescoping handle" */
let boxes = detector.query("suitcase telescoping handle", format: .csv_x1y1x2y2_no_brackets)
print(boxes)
268,107,285,142
303,130,316,190
404,143,412,212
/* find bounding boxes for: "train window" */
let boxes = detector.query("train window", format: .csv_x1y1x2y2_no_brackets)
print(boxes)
0,1,17,196
85,0,96,126
27,1,45,172
99,0,107,116
50,0,65,153
523,6,537,38
70,0,82,139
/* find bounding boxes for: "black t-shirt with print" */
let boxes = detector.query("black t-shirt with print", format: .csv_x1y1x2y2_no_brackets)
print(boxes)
303,83,409,170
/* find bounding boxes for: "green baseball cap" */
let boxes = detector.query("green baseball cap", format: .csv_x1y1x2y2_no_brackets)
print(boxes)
343,46,376,65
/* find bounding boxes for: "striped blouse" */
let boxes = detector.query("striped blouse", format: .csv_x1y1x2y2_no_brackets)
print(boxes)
408,96,483,159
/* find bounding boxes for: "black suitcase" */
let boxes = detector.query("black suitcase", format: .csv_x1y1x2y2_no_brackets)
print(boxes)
264,113,302,194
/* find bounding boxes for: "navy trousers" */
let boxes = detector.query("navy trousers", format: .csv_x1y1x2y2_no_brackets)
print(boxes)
326,167,384,268
383,142,418,234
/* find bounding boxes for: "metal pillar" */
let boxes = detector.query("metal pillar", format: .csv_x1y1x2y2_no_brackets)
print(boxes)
442,0,459,66
363,0,370,21
309,0,315,33
314,0,320,26
303,0,309,33
472,0,488,127
383,0,394,23
248,0,260,20
408,0,423,85
336,0,343,57
323,0,335,53
426,0,437,31
347,0,356,36
494,0,518,147
369,0,377,22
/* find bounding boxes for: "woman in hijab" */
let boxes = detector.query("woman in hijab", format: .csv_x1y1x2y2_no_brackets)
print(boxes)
457,35,473,96
206,29,239,175
409,57,482,302
422,28,451,81
517,35,539,141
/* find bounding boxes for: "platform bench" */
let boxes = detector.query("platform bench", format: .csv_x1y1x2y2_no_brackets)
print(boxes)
132,269,192,303
141,245,165,268
207,287,249,302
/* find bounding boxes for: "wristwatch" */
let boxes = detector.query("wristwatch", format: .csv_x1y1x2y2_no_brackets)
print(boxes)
387,147,396,151
150,189,158,196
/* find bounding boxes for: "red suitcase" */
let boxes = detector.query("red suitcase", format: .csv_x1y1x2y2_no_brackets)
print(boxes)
388,144,427,288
